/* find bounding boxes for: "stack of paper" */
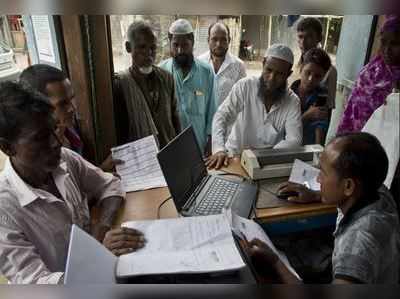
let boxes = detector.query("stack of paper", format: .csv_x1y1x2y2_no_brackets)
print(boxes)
111,135,167,192
117,214,245,278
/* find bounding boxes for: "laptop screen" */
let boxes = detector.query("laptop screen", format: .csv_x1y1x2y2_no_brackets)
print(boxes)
157,126,207,212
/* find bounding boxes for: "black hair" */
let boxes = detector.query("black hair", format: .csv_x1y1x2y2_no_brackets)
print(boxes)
19,64,67,95
208,22,231,40
168,32,195,44
0,81,53,142
296,17,323,41
331,132,389,196
302,48,331,72
127,20,156,45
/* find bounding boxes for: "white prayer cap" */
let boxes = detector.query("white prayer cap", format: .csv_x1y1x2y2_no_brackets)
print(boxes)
264,44,294,65
169,19,194,35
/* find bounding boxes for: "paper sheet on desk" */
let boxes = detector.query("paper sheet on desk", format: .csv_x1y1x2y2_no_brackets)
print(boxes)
289,159,320,191
229,212,301,280
117,214,245,277
111,135,167,192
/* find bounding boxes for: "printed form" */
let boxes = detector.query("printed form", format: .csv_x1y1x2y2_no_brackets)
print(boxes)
116,214,245,278
111,135,167,192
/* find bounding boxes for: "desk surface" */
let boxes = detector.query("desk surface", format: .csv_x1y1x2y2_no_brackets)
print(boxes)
114,158,336,226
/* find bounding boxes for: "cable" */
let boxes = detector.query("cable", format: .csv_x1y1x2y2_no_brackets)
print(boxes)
157,196,172,219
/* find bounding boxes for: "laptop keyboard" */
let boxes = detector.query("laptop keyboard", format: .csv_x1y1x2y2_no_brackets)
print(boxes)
193,177,239,215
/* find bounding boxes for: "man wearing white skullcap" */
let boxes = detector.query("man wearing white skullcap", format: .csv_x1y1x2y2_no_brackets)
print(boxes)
206,43,303,169
159,19,217,155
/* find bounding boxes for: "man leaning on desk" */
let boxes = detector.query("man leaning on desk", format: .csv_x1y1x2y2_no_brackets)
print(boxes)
206,43,302,170
0,82,145,284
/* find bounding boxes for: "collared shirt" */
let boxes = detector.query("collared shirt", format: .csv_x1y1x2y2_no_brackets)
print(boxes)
0,148,124,284
159,58,217,152
332,186,400,283
198,51,247,106
212,76,302,155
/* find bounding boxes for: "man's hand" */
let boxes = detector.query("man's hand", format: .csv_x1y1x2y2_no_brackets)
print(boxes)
242,238,279,266
103,227,146,256
205,151,229,170
100,154,124,173
303,105,329,121
277,182,321,203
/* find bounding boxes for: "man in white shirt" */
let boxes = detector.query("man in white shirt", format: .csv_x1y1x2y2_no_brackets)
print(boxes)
206,44,302,169
198,22,247,106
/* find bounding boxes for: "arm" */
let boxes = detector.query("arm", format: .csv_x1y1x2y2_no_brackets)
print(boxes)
206,81,246,169
0,214,64,284
326,66,338,110
205,71,218,146
239,62,247,80
274,96,303,149
170,75,181,134
243,238,301,284
211,81,246,154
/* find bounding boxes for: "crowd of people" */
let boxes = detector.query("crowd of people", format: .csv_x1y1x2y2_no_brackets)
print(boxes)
0,15,399,284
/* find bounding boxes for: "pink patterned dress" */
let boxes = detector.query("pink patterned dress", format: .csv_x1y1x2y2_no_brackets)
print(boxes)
337,55,400,134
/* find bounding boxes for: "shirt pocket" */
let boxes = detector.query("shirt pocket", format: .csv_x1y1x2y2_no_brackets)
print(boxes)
185,91,206,117
256,122,282,147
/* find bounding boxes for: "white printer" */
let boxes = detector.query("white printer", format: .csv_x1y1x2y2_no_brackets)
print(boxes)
241,145,323,180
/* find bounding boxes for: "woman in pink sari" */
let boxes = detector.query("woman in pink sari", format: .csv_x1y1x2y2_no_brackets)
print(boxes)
337,15,400,134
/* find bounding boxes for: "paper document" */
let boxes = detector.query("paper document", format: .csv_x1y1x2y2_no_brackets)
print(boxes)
117,214,245,277
362,92,399,188
229,212,301,280
289,159,320,191
111,135,167,192
64,225,117,284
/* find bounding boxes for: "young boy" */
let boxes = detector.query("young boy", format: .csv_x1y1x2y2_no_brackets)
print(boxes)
0,82,145,284
245,132,399,283
291,48,332,145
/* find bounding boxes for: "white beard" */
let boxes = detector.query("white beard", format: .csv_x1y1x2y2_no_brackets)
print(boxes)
139,66,153,75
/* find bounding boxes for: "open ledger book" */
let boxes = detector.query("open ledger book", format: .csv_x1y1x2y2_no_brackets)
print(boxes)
64,213,300,284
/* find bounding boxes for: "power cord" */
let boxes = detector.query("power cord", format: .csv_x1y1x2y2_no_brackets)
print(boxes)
157,196,172,219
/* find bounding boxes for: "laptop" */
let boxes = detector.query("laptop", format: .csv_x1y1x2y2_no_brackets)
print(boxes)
157,126,258,218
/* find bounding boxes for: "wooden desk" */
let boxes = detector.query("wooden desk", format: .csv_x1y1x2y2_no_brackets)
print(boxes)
114,158,336,227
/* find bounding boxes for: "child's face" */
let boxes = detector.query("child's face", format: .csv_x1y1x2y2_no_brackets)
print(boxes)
317,142,347,205
300,62,327,92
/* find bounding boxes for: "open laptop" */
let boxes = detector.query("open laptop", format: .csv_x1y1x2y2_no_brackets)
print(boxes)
157,126,258,218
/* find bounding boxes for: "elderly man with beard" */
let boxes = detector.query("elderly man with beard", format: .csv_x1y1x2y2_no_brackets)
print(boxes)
113,21,181,148
159,19,217,155
198,22,246,106
206,44,302,169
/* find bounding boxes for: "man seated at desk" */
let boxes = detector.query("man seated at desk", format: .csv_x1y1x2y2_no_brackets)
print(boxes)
243,132,400,283
0,82,145,284
206,44,302,170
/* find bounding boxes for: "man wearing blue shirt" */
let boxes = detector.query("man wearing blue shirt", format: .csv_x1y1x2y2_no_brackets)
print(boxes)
159,19,217,155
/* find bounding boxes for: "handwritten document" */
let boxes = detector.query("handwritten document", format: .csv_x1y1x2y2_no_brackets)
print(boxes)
111,135,167,192
289,159,320,191
117,214,245,278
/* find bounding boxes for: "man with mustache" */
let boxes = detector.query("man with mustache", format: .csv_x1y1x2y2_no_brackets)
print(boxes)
113,21,181,149
198,22,247,107
159,19,217,155
207,44,302,169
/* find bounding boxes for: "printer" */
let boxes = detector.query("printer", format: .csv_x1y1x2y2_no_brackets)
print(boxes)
241,145,324,180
